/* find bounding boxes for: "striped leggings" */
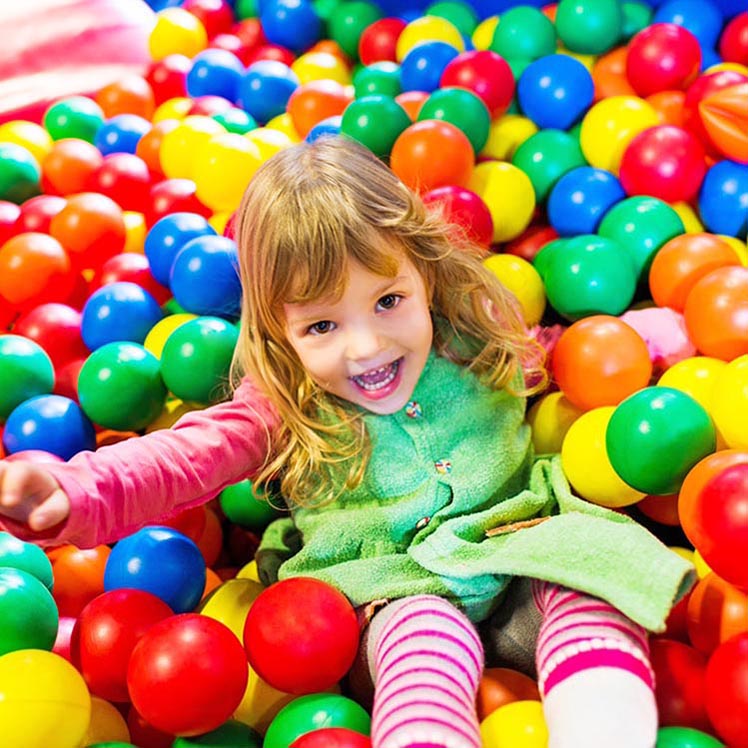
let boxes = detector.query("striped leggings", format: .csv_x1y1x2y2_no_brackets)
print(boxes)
364,582,655,748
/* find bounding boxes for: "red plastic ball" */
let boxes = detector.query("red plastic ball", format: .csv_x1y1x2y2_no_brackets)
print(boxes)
41,138,104,196
440,50,515,118
719,11,748,66
358,17,407,65
686,573,748,655
89,252,171,305
422,185,494,247
14,195,66,234
245,43,296,68
626,23,702,97
71,588,173,702
232,18,267,57
128,613,248,736
182,0,234,39
53,615,77,663
188,94,233,117
291,728,372,748
127,704,174,748
243,577,359,695
13,303,88,369
86,153,152,213
705,632,748,746
145,178,212,227
0,200,20,246
619,125,706,204
505,225,559,263
650,638,711,732
145,54,191,104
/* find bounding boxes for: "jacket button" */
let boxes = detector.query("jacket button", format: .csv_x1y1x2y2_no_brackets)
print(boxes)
405,400,422,418
415,516,430,531
434,459,452,475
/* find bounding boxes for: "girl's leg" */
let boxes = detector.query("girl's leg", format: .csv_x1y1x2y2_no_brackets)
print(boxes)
366,595,483,748
532,580,657,748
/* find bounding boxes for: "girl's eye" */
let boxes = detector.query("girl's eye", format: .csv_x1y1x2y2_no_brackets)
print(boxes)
377,294,401,311
308,320,334,335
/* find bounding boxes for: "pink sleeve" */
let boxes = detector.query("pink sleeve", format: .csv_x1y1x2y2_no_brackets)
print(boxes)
1,378,280,549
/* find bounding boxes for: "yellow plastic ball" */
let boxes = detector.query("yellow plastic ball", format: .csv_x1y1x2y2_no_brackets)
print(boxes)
670,202,704,233
670,546,695,565
159,115,226,180
561,406,646,508
123,211,146,254
527,392,583,455
292,51,352,85
199,578,264,641
481,114,539,162
657,356,726,415
560,49,596,72
145,397,203,432
245,127,296,161
710,355,748,449
237,559,262,583
149,7,208,61
193,132,264,213
80,696,130,746
705,62,748,76
718,235,748,266
264,113,302,142
209,211,233,235
580,95,659,174
396,16,465,62
153,98,192,123
469,161,536,243
144,313,197,359
480,700,548,748
472,16,499,51
693,549,712,579
484,253,546,327
233,663,296,734
0,649,91,748
0,120,53,163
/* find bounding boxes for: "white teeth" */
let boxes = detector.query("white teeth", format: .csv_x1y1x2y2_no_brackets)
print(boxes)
352,360,400,391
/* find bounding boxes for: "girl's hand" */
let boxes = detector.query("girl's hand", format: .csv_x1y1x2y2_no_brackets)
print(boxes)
0,461,71,532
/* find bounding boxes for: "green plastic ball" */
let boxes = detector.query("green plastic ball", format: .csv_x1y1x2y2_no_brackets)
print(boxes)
219,479,280,531
621,1,653,41
0,532,54,591
78,342,167,431
532,237,570,280
0,567,58,656
606,387,717,496
544,234,637,320
89,744,138,748
160,316,239,405
598,196,685,283
234,0,258,20
511,129,587,203
656,726,725,748
417,87,491,155
264,694,371,748
0,143,41,204
172,719,262,747
340,95,411,158
489,6,556,61
212,109,258,135
0,334,55,420
327,0,382,59
43,96,105,143
427,1,478,37
353,62,402,99
555,0,623,55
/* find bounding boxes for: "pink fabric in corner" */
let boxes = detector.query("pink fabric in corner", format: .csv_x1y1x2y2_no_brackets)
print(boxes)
0,0,155,124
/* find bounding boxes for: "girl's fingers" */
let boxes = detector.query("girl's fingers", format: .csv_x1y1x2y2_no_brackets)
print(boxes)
27,490,70,532
0,463,27,509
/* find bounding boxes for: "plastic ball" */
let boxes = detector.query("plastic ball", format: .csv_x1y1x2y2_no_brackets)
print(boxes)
143,313,196,359
416,87,490,155
400,40,461,93
186,49,244,102
260,0,322,53
264,694,370,748
173,720,261,747
720,11,748,65
597,195,685,283
199,576,264,642
0,531,53,589
0,334,55,419
85,152,152,214
160,316,238,404
547,166,625,237
219,479,279,531
687,571,748,655
343,96,409,160
479,699,548,748
43,96,105,144
684,266,748,361
244,577,359,695
358,17,406,65
169,235,242,317
396,15,464,62
290,728,371,748
657,356,726,419
422,185,493,247
704,632,748,746
71,589,173,703
2,394,96,460
0,143,40,204
555,0,623,54
468,160,535,243
711,356,748,450
619,125,706,204
96,74,156,121
49,544,111,618
552,315,652,411
352,61,402,100
0,567,58,655
0,121,52,166
606,386,716,495
13,195,63,237
440,50,514,118
127,613,248,736
653,0,724,50
580,95,660,174
79,696,132,746
212,107,258,135
698,160,748,239
527,391,582,455
159,115,226,181
149,7,208,60
476,668,540,722
288,80,353,138
239,60,300,124
489,5,556,61
41,138,104,196
0,649,91,748
483,253,545,327
91,252,170,306
94,114,151,157
655,726,724,747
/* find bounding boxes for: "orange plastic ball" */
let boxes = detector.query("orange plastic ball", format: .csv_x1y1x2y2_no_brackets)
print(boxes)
591,47,636,101
395,91,428,121
684,265,748,361
41,139,104,196
49,544,111,617
686,572,748,655
287,80,353,138
637,493,680,526
649,232,741,312
96,75,156,120
390,120,475,193
646,90,686,128
136,120,179,179
477,668,541,721
551,315,653,411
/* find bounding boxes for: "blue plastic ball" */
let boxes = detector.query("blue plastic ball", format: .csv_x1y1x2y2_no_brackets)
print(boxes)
400,41,461,93
306,115,343,142
652,0,723,48
170,235,242,318
81,282,165,351
94,114,151,156
238,60,300,124
260,0,323,52
186,49,245,103
517,53,595,130
104,527,206,613
698,160,748,239
144,212,217,287
547,166,626,236
2,395,96,460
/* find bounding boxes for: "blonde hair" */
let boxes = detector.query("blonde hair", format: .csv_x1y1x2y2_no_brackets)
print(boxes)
231,137,546,508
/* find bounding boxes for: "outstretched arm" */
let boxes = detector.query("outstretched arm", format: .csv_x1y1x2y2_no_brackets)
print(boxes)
0,377,279,549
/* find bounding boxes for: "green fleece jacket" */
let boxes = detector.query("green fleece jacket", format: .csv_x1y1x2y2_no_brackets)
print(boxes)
257,350,695,631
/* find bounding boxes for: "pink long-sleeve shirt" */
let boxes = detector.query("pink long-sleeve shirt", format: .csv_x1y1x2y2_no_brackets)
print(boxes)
1,378,280,549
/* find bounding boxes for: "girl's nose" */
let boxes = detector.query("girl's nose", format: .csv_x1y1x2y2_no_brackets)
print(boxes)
345,325,383,362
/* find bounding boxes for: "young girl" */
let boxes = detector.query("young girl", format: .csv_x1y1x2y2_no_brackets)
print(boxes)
0,137,693,748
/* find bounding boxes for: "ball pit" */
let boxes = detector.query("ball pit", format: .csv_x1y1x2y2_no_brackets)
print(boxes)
1,0,748,745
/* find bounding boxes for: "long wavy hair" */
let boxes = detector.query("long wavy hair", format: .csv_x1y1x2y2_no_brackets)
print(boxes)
230,136,546,508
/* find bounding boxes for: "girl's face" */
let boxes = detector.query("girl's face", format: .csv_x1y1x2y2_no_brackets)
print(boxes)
283,253,433,415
